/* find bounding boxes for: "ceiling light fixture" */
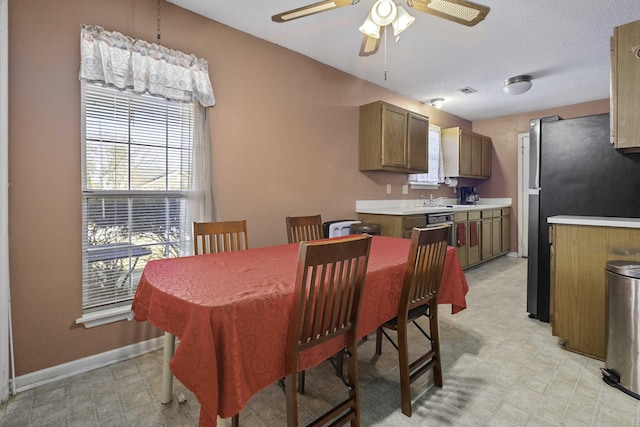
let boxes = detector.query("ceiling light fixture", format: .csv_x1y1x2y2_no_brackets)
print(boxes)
503,75,532,95
359,0,415,40
430,98,445,108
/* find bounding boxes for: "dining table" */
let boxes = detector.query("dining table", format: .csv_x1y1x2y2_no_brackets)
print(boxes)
131,235,469,426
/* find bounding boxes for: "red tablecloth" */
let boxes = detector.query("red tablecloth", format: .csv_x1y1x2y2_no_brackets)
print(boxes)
132,236,468,426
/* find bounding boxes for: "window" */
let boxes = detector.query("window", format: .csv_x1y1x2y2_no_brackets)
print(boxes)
409,124,444,187
80,82,194,320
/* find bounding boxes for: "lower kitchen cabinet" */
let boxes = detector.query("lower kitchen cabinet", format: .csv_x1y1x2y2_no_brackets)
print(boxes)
551,222,640,360
355,213,426,238
453,211,481,268
455,208,509,269
357,206,510,270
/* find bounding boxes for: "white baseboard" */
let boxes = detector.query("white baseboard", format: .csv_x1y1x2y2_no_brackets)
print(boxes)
11,336,164,393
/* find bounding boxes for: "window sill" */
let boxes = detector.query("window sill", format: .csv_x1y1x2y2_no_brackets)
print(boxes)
75,305,133,328
409,183,439,190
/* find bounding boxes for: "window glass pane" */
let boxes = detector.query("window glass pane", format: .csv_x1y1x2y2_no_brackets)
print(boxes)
86,141,130,191
130,145,167,191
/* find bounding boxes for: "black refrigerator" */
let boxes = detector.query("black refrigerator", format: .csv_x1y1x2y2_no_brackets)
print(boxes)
527,113,640,322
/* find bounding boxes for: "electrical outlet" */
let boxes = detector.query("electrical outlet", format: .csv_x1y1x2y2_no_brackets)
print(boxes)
402,184,408,195
386,184,392,194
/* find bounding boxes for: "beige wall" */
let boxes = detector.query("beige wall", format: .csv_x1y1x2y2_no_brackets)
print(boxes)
472,99,610,251
8,0,469,375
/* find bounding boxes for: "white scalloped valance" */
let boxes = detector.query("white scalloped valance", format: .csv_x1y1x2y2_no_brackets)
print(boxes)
79,24,215,107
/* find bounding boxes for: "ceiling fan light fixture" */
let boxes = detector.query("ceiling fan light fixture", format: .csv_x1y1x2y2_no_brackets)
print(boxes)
359,14,381,39
503,75,532,95
430,98,445,108
392,5,415,37
370,0,397,26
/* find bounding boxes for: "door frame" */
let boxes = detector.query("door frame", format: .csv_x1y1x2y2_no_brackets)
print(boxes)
517,132,529,257
1,0,10,403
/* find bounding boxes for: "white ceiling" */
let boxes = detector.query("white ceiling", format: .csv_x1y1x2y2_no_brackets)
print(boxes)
167,0,640,121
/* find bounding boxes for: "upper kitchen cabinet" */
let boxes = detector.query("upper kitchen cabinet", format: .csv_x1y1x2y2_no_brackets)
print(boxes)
442,127,492,179
611,19,640,151
359,101,429,173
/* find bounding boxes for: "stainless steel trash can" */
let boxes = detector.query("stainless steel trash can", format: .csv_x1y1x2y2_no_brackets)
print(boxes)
602,260,640,399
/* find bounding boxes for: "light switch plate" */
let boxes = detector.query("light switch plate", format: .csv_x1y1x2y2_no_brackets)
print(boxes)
386,184,391,194
402,184,408,194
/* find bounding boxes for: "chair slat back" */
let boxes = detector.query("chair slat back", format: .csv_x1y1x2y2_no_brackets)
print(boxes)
400,226,450,314
193,220,249,255
286,215,323,243
286,235,372,362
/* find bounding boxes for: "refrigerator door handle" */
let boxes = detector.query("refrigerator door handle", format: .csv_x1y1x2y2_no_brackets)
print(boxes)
534,135,541,189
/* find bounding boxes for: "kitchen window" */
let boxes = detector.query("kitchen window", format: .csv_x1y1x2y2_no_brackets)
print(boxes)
78,82,195,326
409,124,444,188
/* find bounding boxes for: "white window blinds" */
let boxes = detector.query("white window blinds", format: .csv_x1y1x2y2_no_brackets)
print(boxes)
81,82,194,312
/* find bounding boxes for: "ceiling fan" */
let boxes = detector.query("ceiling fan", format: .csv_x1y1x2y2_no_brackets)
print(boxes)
272,0,490,57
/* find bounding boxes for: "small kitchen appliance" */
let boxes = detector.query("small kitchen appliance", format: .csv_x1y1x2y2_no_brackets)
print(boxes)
459,186,479,205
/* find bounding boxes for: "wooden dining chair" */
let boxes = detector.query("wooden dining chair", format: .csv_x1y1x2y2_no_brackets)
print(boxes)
375,225,450,417
193,220,249,255
285,234,372,427
286,214,323,243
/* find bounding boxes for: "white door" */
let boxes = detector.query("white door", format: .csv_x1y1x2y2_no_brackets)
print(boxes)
517,133,529,257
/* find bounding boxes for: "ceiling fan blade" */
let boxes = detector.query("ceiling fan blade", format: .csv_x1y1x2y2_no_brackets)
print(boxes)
272,0,357,23
359,29,383,57
408,0,490,27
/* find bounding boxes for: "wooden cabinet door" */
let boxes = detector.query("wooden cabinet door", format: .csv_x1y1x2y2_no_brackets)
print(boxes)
481,218,492,259
467,219,481,264
407,112,428,171
453,224,468,267
492,217,502,256
381,104,408,168
501,212,510,253
481,136,492,177
612,19,640,150
471,133,482,177
459,130,473,176
453,213,468,268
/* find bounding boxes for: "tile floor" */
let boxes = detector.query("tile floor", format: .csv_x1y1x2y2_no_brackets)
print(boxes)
2,256,640,426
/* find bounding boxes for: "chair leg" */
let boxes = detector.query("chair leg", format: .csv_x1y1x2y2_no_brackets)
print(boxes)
375,327,383,355
346,335,361,426
335,351,344,377
297,371,305,394
285,372,298,427
429,306,443,388
397,318,412,417
231,414,239,427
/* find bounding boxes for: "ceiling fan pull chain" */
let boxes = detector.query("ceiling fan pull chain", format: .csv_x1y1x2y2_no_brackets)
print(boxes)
156,0,161,41
384,27,388,80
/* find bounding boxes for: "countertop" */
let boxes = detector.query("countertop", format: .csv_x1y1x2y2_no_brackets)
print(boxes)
547,215,640,229
356,198,512,216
